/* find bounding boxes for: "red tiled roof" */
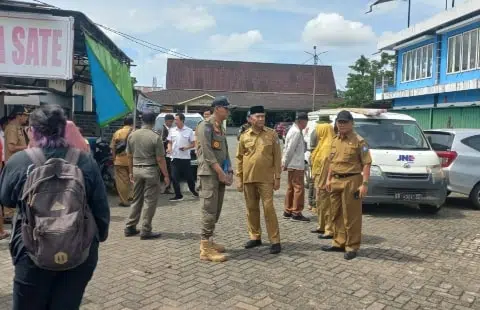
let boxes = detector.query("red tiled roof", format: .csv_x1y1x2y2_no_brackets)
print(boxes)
166,59,337,95
145,89,339,111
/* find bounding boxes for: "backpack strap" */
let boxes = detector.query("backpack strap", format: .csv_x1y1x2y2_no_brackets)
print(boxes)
25,148,47,166
65,148,81,165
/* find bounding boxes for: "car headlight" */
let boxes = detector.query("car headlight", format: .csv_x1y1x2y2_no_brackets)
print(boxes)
370,165,383,177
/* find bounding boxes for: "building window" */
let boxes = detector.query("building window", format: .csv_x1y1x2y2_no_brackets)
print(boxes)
401,44,434,82
447,28,479,74
74,95,84,112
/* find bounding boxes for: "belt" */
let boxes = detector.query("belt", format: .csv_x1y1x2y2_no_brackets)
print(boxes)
133,164,157,168
333,173,361,179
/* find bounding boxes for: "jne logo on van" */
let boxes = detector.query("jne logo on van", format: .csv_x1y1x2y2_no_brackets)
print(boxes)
397,155,415,162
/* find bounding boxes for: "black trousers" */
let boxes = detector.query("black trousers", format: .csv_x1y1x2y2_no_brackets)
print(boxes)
160,157,172,190
12,242,98,310
171,158,196,197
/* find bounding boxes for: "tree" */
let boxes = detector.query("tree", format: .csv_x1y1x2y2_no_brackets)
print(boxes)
343,52,395,107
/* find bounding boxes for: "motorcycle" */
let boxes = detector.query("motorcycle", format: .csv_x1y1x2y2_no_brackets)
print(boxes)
91,137,116,193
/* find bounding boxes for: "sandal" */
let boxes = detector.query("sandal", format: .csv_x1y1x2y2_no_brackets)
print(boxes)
0,231,10,240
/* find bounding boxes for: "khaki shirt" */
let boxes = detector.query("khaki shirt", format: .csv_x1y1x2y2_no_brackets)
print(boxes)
5,123,27,161
329,132,372,174
110,125,132,166
126,127,165,166
236,127,282,184
196,117,230,176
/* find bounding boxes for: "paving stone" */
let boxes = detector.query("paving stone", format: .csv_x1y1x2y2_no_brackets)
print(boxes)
0,137,479,309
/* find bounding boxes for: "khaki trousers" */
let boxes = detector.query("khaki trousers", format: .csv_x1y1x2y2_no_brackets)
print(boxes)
126,166,160,233
115,165,131,204
314,158,333,236
199,175,226,240
329,174,363,252
244,183,280,244
284,169,305,214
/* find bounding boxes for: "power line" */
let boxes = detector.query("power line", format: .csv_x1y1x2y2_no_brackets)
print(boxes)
95,24,193,59
31,0,193,59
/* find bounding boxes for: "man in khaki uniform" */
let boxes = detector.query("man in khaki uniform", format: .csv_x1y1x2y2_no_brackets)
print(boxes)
124,112,170,240
3,106,29,222
5,106,28,161
309,116,335,239
196,97,233,262
110,115,133,207
322,110,372,260
236,105,282,254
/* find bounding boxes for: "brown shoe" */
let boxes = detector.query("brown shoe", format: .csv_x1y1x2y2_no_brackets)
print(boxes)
200,240,227,262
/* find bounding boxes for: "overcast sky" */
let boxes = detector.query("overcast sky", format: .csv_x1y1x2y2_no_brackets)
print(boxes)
28,0,467,90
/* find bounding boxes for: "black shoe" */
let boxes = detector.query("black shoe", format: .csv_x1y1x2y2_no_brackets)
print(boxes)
311,228,324,234
270,243,281,254
318,234,333,239
244,239,262,249
140,232,162,240
291,214,310,222
283,212,292,219
169,196,184,202
321,245,345,252
344,251,357,260
191,191,199,197
118,202,130,207
124,227,140,237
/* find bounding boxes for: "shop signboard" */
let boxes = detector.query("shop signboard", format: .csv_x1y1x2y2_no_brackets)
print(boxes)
0,11,74,79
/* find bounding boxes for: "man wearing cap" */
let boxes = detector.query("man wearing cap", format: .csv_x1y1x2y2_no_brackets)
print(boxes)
322,110,372,260
124,111,170,240
196,97,233,262
236,105,282,254
282,112,309,222
161,114,175,194
309,115,335,238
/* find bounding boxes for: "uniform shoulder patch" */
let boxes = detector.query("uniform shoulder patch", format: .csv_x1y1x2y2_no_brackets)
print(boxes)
362,145,369,152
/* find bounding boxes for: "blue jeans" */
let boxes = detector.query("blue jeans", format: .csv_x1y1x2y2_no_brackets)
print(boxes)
12,242,98,310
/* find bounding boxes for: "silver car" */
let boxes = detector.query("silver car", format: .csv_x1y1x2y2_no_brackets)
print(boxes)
424,129,480,209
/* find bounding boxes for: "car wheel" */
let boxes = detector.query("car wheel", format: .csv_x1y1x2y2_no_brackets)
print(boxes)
419,204,442,214
469,183,480,210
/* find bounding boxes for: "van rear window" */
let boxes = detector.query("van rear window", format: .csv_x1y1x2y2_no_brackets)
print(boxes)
424,132,454,151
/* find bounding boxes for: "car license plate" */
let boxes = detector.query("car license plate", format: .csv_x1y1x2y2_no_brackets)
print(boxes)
394,193,422,200
191,160,198,166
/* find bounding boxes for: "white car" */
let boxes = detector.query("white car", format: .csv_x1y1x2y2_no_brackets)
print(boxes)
303,108,447,213
154,112,203,171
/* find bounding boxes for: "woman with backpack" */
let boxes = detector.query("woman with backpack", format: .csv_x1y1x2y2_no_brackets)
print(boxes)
0,104,110,310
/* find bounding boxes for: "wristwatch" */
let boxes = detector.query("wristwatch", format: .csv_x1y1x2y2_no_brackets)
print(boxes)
362,181,369,186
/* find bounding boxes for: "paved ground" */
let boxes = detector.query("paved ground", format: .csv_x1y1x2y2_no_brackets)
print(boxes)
0,137,480,310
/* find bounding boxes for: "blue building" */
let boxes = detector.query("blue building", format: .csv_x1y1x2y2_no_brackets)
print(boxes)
376,1,480,129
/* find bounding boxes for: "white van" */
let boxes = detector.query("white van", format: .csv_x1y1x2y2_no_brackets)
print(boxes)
304,108,447,213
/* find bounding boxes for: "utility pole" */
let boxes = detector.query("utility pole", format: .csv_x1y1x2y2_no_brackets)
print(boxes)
407,0,411,28
445,0,448,10
304,46,327,111
452,0,455,8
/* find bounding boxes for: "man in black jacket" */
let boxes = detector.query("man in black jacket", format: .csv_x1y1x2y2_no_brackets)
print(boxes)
161,114,174,194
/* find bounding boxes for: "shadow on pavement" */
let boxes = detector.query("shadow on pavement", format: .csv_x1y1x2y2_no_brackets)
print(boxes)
362,234,387,245
226,241,324,261
445,196,477,210
363,203,466,220
359,247,424,263
159,231,200,240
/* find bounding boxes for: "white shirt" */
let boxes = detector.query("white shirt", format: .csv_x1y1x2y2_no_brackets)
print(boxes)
167,125,195,160
282,123,305,170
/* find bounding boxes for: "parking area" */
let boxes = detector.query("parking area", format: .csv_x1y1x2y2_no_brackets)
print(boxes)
0,137,479,309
